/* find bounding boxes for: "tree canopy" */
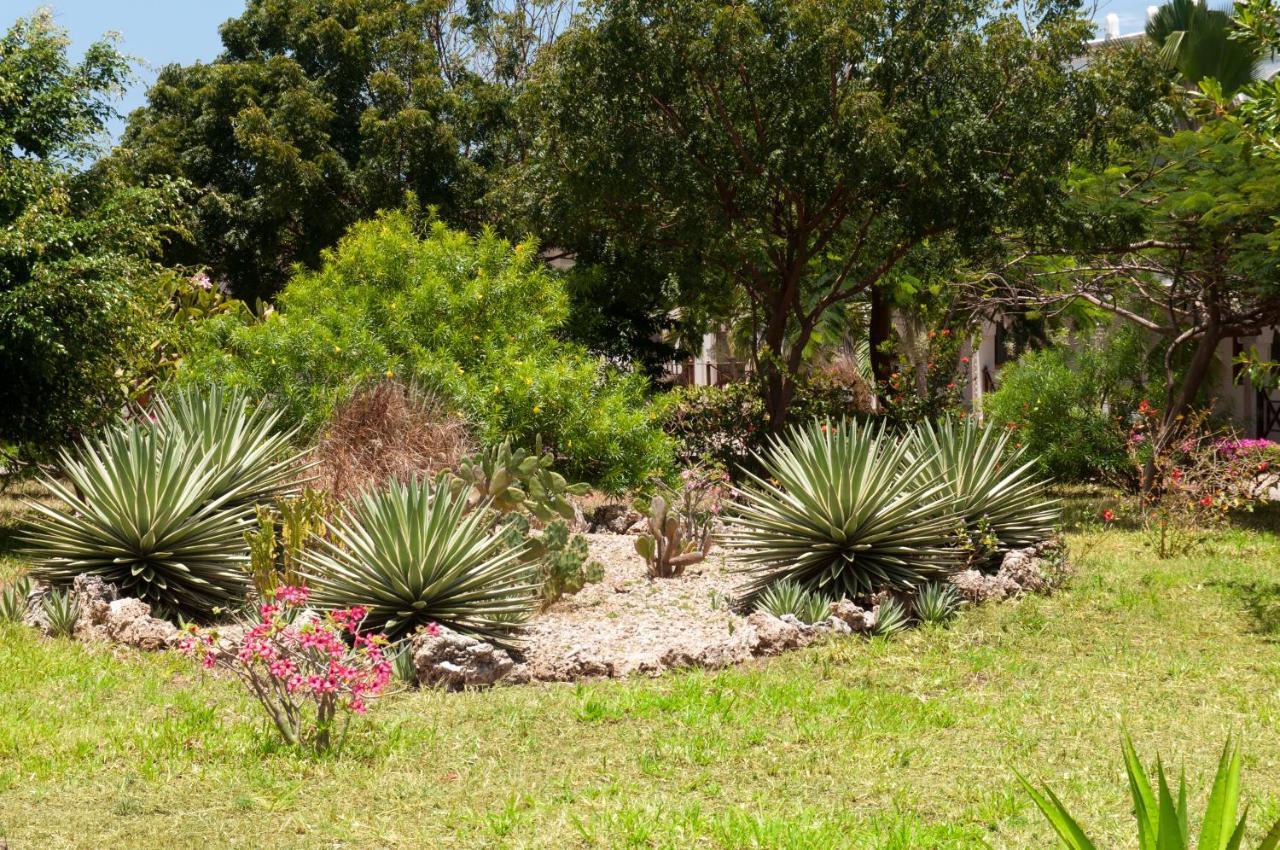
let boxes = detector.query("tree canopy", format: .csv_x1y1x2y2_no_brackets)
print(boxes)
513,0,1143,428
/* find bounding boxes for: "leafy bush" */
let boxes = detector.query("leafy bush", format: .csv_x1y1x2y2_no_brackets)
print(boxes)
1019,734,1280,850
724,420,966,603
983,332,1149,481
22,391,303,618
659,374,872,476
179,586,394,753
299,476,535,643
908,417,1060,562
179,212,672,490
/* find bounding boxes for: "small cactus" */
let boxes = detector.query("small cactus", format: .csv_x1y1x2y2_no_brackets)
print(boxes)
634,494,713,578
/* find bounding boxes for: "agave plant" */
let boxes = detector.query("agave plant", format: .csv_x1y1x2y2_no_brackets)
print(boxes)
151,387,308,508
756,579,831,625
301,476,536,643
1019,734,1280,850
872,596,910,637
0,577,32,622
907,417,1060,557
42,589,81,638
914,581,960,626
22,424,254,617
724,419,966,603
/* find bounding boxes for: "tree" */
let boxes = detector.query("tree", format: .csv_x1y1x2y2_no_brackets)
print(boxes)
0,12,184,466
515,0,1135,430
116,0,576,303
985,119,1280,486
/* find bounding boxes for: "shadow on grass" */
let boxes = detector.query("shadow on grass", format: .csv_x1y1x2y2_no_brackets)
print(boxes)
1210,578,1280,642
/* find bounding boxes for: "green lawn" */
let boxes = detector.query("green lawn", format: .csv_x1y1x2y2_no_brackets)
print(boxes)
3,492,1280,848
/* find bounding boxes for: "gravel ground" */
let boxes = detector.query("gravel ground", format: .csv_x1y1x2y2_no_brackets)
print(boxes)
520,533,752,680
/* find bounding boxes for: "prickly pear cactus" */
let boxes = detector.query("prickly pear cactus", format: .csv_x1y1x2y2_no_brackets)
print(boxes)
634,493,713,578
451,437,588,522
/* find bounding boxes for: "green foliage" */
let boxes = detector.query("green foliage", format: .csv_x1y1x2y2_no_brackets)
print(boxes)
179,212,672,490
242,489,331,598
0,577,32,623
41,590,80,638
0,13,187,465
518,0,1118,428
1019,734,1280,850
22,391,302,618
1148,0,1263,96
724,420,966,603
908,417,1061,559
300,476,536,643
872,597,910,638
913,582,960,626
983,335,1147,482
534,518,603,607
755,580,832,625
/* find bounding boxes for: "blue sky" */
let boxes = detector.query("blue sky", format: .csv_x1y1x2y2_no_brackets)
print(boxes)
26,0,1156,139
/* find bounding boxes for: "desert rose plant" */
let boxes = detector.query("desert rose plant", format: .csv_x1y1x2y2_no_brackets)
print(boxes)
179,585,392,753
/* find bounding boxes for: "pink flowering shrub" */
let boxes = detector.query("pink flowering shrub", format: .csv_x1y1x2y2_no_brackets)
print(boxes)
179,585,392,752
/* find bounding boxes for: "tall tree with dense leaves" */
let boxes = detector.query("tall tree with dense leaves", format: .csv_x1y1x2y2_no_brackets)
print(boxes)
515,0,1137,429
117,0,576,303
0,12,184,466
983,119,1280,487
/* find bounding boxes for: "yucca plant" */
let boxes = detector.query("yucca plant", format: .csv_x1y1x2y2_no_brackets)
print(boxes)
300,476,536,643
22,424,253,617
907,417,1060,558
872,596,909,637
724,419,966,603
915,581,960,626
42,589,81,638
756,579,831,625
151,387,308,508
0,577,32,622
1019,734,1280,850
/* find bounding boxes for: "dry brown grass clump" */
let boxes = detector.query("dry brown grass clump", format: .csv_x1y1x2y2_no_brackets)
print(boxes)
311,381,473,501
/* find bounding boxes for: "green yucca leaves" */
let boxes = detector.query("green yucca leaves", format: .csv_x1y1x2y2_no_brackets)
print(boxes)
23,424,254,616
22,390,303,619
41,589,80,638
872,596,910,637
914,581,960,625
756,579,831,624
151,387,309,508
724,419,967,602
1019,734,1280,850
300,476,536,643
0,577,32,622
907,417,1060,557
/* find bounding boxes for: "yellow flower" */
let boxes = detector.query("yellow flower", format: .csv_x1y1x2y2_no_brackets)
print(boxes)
384,369,394,378
533,405,541,414
524,377,533,386
333,346,342,354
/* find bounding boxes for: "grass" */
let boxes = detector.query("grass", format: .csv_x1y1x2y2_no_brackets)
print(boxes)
3,488,1280,848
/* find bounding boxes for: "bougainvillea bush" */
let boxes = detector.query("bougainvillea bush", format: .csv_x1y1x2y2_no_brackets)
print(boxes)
178,211,672,491
179,586,392,753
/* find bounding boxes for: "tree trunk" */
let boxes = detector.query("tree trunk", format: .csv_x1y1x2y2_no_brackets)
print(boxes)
1142,328,1222,494
869,283,894,404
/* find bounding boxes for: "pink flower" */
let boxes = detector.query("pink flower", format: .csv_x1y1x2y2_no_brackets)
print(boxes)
275,585,310,606
1102,509,1115,523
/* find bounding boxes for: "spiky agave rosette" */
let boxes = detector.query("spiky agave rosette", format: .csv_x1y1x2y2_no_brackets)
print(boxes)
723,419,968,604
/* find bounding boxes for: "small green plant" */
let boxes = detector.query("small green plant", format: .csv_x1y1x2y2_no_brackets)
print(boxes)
42,589,80,638
244,489,334,598
390,642,418,687
872,596,909,638
244,506,279,598
1019,734,1280,850
914,582,960,626
0,577,32,622
528,518,604,607
756,579,831,625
